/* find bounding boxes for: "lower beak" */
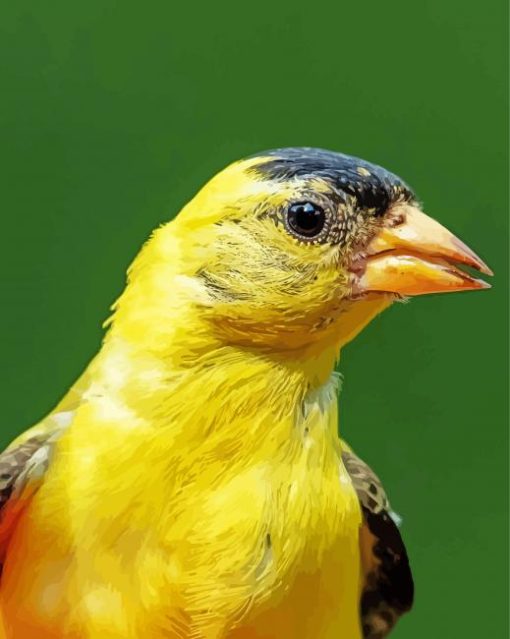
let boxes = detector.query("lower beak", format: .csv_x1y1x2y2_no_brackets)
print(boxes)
353,204,493,296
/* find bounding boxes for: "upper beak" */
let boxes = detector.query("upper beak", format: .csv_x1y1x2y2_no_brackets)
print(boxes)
354,204,493,296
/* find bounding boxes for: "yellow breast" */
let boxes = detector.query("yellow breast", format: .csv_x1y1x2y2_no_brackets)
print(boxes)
1,363,362,639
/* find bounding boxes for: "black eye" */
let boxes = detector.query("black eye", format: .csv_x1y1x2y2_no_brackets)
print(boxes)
286,202,326,240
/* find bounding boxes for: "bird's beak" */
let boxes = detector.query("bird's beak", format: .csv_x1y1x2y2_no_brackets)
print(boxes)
353,204,493,296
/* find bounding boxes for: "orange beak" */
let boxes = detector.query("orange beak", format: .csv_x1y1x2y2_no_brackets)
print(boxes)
354,204,493,296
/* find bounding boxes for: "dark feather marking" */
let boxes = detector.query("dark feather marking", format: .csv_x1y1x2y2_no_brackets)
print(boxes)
0,433,59,578
0,436,47,511
342,449,414,638
247,147,415,217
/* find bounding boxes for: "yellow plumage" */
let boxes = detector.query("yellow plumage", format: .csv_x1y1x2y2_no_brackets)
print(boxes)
0,149,490,638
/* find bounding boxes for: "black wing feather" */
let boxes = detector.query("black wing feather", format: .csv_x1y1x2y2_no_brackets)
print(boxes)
342,448,414,638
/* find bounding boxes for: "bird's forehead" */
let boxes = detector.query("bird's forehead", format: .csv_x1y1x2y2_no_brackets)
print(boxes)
243,147,415,213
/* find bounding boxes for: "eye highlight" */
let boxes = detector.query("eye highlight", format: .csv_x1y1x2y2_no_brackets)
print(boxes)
285,202,326,241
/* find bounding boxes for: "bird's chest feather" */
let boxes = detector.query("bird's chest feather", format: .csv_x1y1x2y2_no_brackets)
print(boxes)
1,391,362,639
147,399,362,638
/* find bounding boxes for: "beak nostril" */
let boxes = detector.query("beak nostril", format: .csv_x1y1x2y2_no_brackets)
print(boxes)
388,213,406,228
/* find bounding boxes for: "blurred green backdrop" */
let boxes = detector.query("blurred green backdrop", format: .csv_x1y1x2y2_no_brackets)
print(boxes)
0,1,507,636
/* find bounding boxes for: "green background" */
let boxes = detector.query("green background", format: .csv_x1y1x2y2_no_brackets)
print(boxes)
1,1,507,636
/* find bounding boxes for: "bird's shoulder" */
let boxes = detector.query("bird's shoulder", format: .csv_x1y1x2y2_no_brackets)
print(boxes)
0,410,75,547
0,366,91,561
341,442,414,639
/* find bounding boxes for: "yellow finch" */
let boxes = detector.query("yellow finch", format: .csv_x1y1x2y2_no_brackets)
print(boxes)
0,148,492,639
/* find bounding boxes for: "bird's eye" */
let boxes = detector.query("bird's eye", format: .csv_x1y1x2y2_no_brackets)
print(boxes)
286,202,326,240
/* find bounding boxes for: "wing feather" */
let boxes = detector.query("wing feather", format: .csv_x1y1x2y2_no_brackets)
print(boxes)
342,445,414,639
0,363,91,566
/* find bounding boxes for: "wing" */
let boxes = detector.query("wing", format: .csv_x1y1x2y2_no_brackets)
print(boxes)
0,426,60,566
0,362,93,566
342,444,414,639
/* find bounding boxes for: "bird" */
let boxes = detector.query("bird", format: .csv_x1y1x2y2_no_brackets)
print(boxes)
0,148,492,639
